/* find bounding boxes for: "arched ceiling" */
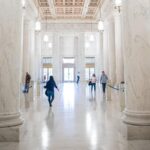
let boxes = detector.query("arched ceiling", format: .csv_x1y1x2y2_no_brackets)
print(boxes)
34,0,104,22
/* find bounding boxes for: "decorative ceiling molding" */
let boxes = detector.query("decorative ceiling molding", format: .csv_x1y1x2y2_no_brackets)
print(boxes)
82,0,91,18
33,0,103,21
47,0,56,18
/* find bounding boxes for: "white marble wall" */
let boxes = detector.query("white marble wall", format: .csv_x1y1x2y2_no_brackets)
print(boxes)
122,0,150,140
0,0,23,141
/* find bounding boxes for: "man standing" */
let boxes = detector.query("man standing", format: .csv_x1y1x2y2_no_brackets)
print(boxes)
25,72,31,93
100,71,108,94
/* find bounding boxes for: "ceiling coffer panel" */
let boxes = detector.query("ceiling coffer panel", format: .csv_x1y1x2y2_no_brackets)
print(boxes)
34,0,102,20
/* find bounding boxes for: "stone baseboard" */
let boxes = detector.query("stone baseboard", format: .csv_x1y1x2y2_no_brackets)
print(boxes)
122,123,150,140
0,126,20,142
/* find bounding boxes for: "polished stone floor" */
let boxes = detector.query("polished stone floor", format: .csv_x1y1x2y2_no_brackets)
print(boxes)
0,83,150,150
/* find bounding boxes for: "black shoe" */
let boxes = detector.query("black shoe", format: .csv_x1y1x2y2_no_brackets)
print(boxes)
50,103,52,107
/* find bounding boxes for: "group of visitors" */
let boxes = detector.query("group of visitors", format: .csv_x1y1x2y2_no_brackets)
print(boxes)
88,71,108,94
24,70,108,107
76,71,108,94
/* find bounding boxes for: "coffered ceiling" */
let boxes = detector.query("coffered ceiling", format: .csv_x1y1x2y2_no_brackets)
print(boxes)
34,0,103,21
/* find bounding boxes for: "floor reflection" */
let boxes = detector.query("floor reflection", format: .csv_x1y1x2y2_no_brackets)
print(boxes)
62,83,75,110
1,83,150,150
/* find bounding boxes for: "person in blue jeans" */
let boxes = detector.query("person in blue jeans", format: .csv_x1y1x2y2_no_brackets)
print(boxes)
100,71,108,94
44,76,59,107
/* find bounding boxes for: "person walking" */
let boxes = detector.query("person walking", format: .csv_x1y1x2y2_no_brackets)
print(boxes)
100,71,108,94
44,76,59,107
90,74,97,92
25,72,31,93
76,72,80,84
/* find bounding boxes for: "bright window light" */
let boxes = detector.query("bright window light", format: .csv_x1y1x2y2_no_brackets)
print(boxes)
43,34,49,42
85,42,90,48
63,58,75,64
48,42,52,48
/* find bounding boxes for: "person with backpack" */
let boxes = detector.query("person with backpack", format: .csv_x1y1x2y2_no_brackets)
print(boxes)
44,76,59,107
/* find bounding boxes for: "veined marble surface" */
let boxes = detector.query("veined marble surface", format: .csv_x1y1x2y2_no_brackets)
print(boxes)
0,83,150,150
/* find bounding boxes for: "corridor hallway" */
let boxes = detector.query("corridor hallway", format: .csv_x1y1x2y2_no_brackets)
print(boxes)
0,83,150,150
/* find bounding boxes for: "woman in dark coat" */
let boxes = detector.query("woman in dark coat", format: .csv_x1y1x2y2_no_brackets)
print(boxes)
44,76,59,107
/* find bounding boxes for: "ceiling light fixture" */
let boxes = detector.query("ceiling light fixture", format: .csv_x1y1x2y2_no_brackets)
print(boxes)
22,0,26,8
114,0,122,13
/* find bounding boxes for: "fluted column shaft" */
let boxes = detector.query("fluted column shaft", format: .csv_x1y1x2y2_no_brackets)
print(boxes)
108,18,116,85
0,0,23,141
114,11,124,84
52,33,62,83
95,32,103,78
103,22,109,75
76,33,85,82
122,0,150,140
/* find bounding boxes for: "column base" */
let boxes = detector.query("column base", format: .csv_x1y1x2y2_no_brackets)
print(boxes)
0,126,20,142
123,124,150,140
0,113,23,141
122,109,150,140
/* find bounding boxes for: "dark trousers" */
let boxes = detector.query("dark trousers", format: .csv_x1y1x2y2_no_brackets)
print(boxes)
77,77,80,84
25,83,29,93
47,91,54,105
102,83,106,93
91,83,96,92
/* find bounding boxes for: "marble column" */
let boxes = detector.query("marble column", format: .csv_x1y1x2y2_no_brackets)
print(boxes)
108,17,116,85
122,0,150,140
99,32,104,71
95,32,103,78
35,32,42,96
28,21,36,82
0,0,23,141
76,33,85,82
22,20,30,82
22,20,35,82
52,33,61,83
103,21,109,76
114,11,124,84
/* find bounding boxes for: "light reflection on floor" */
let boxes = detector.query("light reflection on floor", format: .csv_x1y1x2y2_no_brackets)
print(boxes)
62,83,75,110
0,83,150,150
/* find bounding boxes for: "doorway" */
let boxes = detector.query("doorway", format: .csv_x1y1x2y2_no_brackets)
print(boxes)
64,67,74,82
62,58,75,82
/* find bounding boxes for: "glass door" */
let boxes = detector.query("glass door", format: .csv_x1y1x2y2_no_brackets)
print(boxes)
85,67,95,80
64,67,74,82
43,68,53,82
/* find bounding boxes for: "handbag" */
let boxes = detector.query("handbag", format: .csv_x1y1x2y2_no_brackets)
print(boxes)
88,81,92,86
